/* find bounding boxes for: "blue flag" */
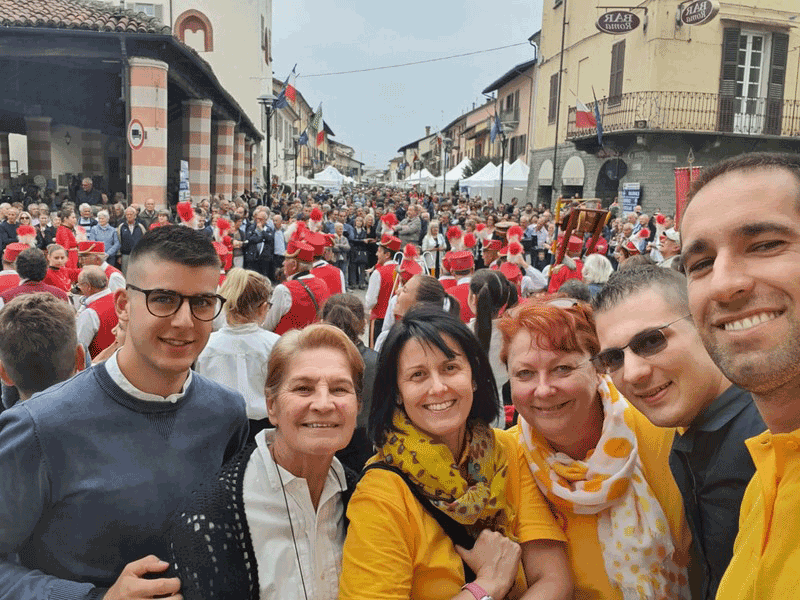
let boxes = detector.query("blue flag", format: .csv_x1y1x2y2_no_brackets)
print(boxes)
298,130,308,146
272,67,294,110
592,88,604,148
490,113,502,143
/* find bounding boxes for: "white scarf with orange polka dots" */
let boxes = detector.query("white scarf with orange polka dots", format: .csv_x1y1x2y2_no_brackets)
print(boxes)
520,376,689,600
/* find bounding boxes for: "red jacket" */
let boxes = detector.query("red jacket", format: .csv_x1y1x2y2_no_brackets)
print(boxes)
44,267,80,292
311,262,344,296
547,259,584,294
0,271,20,294
55,225,78,269
449,280,474,323
439,276,457,291
86,293,119,359
0,281,69,304
273,276,330,335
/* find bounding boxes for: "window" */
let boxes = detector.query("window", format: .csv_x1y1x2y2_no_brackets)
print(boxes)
175,10,213,52
135,3,155,16
548,72,560,123
609,40,625,105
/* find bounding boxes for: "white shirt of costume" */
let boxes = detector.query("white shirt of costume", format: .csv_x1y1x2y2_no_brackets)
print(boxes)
102,261,126,293
523,265,548,291
244,429,347,600
364,260,396,313
195,323,280,421
75,288,114,349
104,350,190,404
313,259,347,294
262,273,318,332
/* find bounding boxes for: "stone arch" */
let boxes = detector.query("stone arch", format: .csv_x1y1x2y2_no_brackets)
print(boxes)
175,10,214,52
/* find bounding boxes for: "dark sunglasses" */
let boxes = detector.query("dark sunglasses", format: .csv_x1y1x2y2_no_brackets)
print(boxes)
591,315,692,374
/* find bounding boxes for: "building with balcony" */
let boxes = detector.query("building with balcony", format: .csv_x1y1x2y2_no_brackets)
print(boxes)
529,0,800,214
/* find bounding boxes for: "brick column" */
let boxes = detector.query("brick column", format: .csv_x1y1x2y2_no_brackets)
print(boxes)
182,99,213,201
212,119,234,201
129,57,168,207
25,116,52,179
81,129,103,177
0,133,10,191
233,130,245,198
244,141,253,192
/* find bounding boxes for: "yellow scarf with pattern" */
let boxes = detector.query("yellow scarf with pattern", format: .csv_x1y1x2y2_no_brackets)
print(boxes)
373,410,516,539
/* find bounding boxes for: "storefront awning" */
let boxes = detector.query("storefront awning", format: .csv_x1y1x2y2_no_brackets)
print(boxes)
562,156,585,186
537,159,553,186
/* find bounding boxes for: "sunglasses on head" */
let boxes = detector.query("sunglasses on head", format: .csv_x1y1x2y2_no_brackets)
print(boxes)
591,314,692,374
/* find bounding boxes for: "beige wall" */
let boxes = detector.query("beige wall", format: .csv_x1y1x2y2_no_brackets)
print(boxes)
534,0,800,150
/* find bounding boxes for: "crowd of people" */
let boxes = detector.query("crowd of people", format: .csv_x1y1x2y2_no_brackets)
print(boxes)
0,151,795,600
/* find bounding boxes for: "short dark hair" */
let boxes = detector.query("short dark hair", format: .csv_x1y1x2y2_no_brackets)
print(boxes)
593,264,689,314
686,152,800,213
0,293,77,396
59,207,74,221
15,248,47,282
128,225,220,275
322,293,366,344
368,305,499,447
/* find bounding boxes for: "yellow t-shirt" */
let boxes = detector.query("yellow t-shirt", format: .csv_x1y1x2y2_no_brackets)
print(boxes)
507,406,692,600
338,428,566,600
715,429,800,599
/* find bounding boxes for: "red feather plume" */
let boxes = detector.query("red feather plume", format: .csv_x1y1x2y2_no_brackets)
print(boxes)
475,223,486,232
16,225,35,237
463,233,476,249
655,214,666,225
291,220,307,241
508,242,523,256
638,228,650,239
381,213,399,228
216,217,231,233
403,243,419,259
446,226,462,240
176,201,194,223
310,207,323,222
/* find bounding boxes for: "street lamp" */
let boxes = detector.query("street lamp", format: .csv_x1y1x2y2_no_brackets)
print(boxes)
292,134,300,195
257,92,277,207
441,137,452,196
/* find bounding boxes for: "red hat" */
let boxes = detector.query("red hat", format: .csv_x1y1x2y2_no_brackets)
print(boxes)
506,225,523,244
586,237,608,255
379,233,402,252
216,217,232,233
449,250,474,272
558,234,583,254
308,207,323,232
398,244,422,282
78,241,106,254
212,241,229,257
304,231,328,257
483,239,502,252
3,242,27,263
500,261,522,283
16,225,36,239
285,238,316,262
176,201,194,224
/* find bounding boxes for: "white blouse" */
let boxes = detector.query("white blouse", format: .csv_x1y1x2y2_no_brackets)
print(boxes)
244,429,347,600
195,323,280,420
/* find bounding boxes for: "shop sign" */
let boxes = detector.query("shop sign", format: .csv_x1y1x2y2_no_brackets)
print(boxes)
596,11,640,35
680,0,719,26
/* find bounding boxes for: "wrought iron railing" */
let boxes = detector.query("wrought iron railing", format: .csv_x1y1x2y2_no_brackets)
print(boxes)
566,91,800,139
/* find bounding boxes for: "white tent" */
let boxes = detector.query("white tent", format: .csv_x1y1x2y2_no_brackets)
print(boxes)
313,165,345,190
460,161,500,191
503,159,530,187
403,168,436,188
434,158,471,188
291,175,316,187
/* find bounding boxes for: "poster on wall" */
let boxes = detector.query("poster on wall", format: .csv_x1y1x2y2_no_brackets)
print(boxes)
621,182,641,213
179,160,190,202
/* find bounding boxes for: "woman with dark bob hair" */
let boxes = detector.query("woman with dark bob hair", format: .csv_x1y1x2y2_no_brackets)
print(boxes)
339,305,572,600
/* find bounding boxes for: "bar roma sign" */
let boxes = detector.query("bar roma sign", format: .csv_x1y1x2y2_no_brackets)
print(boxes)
596,11,641,35
680,0,720,26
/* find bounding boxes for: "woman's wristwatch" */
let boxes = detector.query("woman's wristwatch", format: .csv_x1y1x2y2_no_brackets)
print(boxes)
462,582,493,600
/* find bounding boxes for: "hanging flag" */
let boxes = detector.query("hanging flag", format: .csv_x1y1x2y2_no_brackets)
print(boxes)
286,65,297,103
575,99,597,128
592,87,604,148
298,129,308,146
309,103,322,143
313,104,325,146
490,112,502,143
272,64,296,110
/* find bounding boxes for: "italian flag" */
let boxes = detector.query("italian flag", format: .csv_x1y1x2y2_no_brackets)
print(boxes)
576,99,597,128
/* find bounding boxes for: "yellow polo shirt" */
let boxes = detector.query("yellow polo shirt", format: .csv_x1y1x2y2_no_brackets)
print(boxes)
338,429,566,600
716,429,800,599
508,406,692,600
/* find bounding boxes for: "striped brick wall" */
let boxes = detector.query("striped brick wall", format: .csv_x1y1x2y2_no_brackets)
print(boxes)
182,99,213,201
0,133,10,190
233,130,245,198
81,129,103,177
25,117,52,179
129,57,168,208
212,120,235,201
244,141,253,192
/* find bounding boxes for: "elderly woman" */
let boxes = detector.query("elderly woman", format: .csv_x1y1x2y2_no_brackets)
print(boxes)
498,300,692,599
88,209,121,267
582,253,615,299
421,222,445,276
170,323,362,600
340,306,571,600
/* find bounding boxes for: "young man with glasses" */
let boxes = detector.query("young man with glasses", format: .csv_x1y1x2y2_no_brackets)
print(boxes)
0,225,248,600
591,265,765,600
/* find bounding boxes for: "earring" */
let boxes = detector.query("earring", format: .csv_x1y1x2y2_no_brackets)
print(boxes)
472,381,478,391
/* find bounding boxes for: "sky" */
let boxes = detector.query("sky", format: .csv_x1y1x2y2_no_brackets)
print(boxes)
273,0,543,170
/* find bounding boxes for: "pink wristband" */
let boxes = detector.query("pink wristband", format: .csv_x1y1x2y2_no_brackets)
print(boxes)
462,582,492,600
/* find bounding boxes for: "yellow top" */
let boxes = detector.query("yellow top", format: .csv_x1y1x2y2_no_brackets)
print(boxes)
507,406,692,600
338,428,566,600
716,428,800,599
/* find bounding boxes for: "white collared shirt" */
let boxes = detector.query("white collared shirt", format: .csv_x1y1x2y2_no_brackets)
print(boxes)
75,288,114,348
195,323,280,420
244,429,346,600
104,351,191,404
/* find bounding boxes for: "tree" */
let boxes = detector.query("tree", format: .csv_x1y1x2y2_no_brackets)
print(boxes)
462,156,498,179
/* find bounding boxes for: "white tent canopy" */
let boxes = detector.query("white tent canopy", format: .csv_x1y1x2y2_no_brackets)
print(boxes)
434,158,471,186
403,168,436,188
461,161,501,189
292,175,316,187
313,165,345,190
461,160,530,201
503,159,530,187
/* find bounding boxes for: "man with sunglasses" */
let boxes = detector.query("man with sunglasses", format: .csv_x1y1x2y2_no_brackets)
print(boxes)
680,152,800,600
0,225,248,600
592,265,764,600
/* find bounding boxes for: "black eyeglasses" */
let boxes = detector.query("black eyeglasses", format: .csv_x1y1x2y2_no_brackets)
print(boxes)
591,315,692,374
126,284,226,322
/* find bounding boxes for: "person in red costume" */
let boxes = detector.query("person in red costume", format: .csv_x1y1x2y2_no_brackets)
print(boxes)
55,207,80,268
365,215,402,347
546,235,584,294
43,244,80,292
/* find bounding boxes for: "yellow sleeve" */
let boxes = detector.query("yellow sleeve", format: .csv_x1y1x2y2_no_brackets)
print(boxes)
339,469,416,600
498,427,567,544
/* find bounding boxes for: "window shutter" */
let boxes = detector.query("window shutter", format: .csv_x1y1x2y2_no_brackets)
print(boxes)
717,27,740,132
609,41,625,105
765,32,789,135
548,72,559,123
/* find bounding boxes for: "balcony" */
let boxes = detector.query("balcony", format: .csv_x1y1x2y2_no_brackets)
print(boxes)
566,91,800,141
500,107,520,131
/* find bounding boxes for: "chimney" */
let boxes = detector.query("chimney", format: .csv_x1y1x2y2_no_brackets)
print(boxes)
425,126,431,136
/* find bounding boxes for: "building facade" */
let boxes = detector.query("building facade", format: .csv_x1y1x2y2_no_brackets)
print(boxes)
528,0,800,215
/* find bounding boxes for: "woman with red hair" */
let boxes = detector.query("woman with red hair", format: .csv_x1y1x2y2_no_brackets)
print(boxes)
498,300,692,600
